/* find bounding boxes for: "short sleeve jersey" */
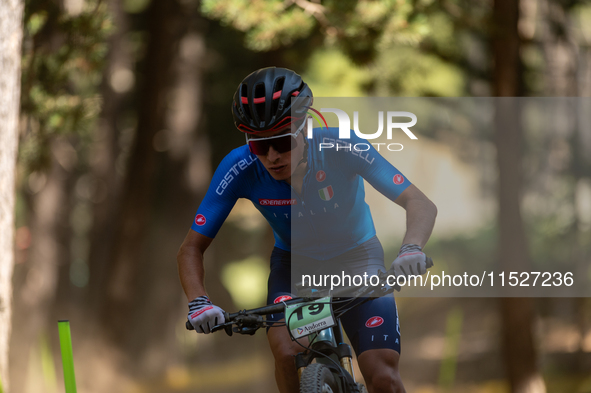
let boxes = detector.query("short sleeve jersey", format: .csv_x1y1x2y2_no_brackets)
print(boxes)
191,127,411,260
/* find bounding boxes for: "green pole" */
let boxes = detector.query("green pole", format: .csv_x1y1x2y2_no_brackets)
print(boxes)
58,320,77,393
438,307,463,392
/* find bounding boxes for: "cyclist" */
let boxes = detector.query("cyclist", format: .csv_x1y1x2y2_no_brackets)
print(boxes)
177,67,437,393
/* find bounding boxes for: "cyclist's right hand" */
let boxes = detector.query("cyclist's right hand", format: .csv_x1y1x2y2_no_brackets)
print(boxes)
187,295,225,334
390,244,429,277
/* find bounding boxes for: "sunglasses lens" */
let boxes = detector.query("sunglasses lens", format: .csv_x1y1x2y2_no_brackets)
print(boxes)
273,135,296,153
248,139,271,155
248,134,297,155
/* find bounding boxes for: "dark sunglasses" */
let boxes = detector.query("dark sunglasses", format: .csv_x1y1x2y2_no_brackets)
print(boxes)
246,121,305,156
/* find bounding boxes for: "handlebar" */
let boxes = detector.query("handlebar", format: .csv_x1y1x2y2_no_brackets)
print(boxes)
185,298,299,332
186,257,434,333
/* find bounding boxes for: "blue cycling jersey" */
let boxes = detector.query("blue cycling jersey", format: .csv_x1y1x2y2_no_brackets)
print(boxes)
191,128,411,259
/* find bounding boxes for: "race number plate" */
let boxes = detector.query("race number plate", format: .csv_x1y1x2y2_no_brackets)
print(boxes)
285,297,336,339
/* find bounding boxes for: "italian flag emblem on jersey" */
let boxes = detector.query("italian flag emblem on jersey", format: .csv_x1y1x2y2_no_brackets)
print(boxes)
318,185,334,201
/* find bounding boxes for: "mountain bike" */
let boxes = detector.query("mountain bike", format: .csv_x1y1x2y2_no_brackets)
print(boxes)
186,258,433,393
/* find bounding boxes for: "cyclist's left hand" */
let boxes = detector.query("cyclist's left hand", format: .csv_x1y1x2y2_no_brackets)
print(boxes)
390,244,428,277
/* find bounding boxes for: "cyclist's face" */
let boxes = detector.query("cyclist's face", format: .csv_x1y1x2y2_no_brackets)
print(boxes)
253,123,306,183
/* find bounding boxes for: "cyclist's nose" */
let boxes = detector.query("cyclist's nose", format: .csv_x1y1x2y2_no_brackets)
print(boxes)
267,145,281,162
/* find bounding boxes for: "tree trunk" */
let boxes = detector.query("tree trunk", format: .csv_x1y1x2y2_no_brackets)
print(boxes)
87,0,129,313
0,0,24,390
126,24,212,373
99,0,187,349
492,0,546,391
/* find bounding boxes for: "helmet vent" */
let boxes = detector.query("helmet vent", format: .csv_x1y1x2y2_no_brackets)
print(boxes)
240,84,253,122
254,83,266,125
271,77,285,117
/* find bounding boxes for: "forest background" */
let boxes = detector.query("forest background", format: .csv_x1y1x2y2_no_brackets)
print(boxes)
1,0,591,392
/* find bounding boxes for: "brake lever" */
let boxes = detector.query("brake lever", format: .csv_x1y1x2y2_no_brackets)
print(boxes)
211,322,234,336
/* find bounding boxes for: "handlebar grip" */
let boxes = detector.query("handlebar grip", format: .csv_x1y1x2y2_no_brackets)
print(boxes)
186,320,194,330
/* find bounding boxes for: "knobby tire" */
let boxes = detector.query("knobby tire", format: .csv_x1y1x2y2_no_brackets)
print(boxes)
300,363,340,393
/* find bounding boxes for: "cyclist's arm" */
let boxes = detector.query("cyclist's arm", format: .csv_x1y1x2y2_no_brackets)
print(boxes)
393,185,437,249
339,133,437,247
178,146,251,301
177,229,213,301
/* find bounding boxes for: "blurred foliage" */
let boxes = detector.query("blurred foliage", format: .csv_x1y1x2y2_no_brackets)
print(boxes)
369,45,464,96
201,0,467,97
202,0,315,52
201,0,434,64
303,45,464,97
123,0,151,14
19,0,112,174
303,48,371,96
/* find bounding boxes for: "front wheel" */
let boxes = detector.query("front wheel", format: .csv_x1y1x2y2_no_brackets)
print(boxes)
300,363,340,393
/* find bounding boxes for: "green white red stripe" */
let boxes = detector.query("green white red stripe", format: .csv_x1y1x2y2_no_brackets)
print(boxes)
318,186,334,201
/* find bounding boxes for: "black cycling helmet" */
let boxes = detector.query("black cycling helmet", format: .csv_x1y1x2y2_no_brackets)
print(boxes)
232,67,313,134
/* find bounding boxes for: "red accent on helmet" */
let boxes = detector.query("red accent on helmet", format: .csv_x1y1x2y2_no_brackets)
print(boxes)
241,90,283,104
240,90,302,105
238,116,305,135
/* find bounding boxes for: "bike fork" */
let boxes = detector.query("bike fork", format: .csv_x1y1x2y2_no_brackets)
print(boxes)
333,320,355,380
295,320,356,382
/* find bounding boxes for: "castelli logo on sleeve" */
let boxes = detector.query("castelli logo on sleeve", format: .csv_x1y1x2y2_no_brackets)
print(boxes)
365,316,384,328
274,295,292,304
195,214,206,226
393,174,404,185
316,170,326,182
